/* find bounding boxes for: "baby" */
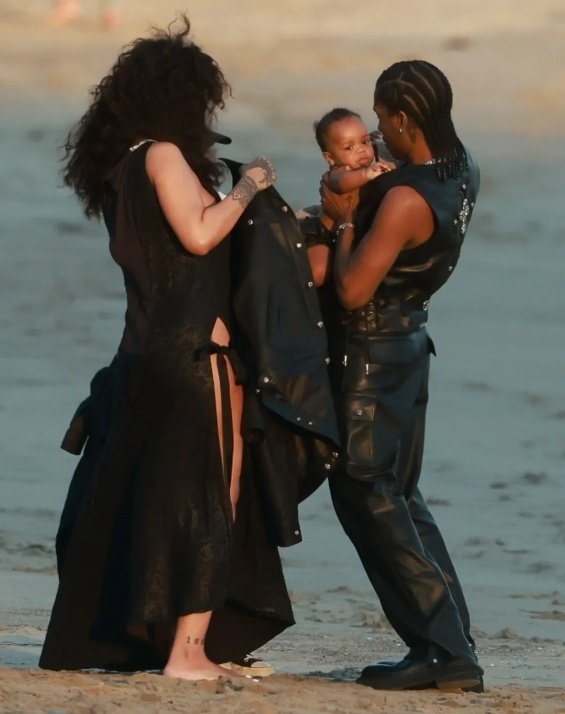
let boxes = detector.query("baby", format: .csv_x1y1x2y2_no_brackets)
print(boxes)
298,107,393,221
314,107,393,194
298,108,393,285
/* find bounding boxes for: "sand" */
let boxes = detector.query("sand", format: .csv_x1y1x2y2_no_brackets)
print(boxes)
1,1,564,712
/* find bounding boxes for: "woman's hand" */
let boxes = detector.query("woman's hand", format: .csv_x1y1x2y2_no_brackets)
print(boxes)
320,171,359,224
240,156,277,191
231,156,277,209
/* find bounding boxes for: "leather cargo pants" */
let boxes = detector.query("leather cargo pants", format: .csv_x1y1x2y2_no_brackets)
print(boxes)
328,328,476,663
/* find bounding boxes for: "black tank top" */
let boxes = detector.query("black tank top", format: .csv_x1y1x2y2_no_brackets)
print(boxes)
348,150,480,334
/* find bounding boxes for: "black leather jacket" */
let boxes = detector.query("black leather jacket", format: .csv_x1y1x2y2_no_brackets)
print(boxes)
224,159,339,444
223,159,340,545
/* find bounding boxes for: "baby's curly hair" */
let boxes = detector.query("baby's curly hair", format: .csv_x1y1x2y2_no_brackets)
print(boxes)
313,107,361,152
63,15,230,218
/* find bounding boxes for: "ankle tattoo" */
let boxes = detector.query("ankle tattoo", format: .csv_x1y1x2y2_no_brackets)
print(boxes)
186,635,205,646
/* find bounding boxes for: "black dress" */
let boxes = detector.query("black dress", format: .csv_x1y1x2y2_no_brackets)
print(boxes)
40,143,293,671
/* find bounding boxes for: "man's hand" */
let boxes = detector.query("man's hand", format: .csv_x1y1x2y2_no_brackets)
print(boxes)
320,171,358,223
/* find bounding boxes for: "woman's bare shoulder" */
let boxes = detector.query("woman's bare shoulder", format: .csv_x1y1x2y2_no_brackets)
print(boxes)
146,142,193,182
146,141,184,162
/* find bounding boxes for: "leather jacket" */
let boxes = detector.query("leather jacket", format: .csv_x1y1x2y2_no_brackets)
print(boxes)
222,159,341,545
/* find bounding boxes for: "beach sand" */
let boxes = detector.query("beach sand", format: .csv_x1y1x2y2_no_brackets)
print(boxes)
1,1,564,711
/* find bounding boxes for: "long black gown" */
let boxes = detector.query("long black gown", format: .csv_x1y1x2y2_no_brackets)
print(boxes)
40,142,294,671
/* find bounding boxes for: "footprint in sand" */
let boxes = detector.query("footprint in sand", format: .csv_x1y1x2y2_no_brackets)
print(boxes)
530,610,565,621
426,497,451,507
521,471,548,485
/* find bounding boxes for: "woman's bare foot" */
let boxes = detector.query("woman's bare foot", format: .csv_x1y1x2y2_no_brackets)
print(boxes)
164,611,245,681
163,658,240,681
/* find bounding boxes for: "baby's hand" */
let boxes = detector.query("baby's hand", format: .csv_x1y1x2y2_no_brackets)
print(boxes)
377,158,396,172
363,162,392,181
364,164,382,181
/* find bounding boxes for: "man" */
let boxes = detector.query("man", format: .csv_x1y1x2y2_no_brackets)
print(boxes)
305,59,483,692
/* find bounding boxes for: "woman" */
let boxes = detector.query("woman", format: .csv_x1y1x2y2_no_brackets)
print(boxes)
313,60,484,691
39,17,277,680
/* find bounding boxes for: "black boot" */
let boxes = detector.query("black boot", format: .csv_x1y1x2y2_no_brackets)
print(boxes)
357,655,484,692
367,640,478,671
364,644,428,670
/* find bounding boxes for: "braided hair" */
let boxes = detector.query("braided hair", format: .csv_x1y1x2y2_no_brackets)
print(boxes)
374,60,466,180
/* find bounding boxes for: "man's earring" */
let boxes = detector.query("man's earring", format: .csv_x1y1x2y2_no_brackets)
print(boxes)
399,127,403,133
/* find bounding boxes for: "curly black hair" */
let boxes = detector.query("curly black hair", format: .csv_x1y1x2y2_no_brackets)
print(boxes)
63,15,231,218
375,60,467,180
313,107,362,152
